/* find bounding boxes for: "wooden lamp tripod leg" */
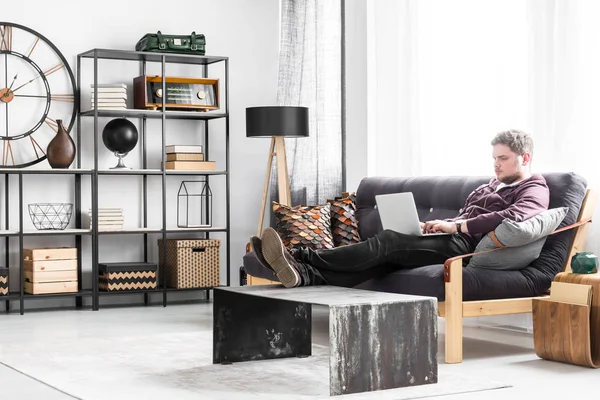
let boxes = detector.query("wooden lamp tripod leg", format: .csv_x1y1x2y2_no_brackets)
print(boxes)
274,136,291,207
257,137,276,237
257,136,292,237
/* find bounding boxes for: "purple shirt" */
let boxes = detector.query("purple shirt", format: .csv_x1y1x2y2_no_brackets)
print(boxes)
446,174,550,245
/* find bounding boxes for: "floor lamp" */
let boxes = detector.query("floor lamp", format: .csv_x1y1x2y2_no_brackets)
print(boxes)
246,106,309,236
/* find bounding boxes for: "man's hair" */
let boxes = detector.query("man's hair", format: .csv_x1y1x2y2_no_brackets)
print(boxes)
491,129,534,156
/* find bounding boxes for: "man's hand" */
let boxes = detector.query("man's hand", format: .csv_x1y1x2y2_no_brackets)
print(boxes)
422,220,457,234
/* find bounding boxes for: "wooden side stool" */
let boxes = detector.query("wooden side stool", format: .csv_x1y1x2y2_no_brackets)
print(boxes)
532,272,600,368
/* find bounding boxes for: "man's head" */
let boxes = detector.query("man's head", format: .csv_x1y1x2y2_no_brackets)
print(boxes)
491,130,533,184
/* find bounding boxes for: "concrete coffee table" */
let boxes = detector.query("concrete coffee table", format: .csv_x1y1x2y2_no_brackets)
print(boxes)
213,285,437,396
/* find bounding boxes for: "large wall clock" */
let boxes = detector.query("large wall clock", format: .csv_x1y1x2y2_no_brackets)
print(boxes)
0,22,76,168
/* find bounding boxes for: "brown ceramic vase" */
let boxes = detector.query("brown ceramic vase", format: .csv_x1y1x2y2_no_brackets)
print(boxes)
46,119,76,168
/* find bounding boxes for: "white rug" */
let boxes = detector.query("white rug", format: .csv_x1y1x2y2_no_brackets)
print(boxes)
0,305,510,399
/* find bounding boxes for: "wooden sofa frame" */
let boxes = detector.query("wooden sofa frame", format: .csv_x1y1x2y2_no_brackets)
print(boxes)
440,188,597,363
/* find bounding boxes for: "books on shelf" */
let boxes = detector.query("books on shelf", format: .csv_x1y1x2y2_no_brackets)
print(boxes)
166,153,204,161
163,144,211,170
90,83,127,109
163,161,216,171
90,83,127,91
165,145,203,154
89,208,124,231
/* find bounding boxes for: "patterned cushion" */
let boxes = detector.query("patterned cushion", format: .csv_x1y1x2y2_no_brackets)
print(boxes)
272,202,334,250
329,194,361,246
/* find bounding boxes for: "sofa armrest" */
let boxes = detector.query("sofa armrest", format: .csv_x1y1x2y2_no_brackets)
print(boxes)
441,218,591,364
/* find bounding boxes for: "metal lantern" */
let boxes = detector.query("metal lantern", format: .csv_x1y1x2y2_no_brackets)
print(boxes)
177,180,212,228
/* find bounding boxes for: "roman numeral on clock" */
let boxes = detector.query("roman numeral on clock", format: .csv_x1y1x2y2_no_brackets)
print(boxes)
44,62,65,77
26,37,40,58
51,94,74,103
45,117,58,133
0,25,12,51
29,135,46,159
2,140,15,166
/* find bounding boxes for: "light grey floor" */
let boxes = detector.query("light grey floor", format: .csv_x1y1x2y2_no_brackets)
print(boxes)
0,301,597,399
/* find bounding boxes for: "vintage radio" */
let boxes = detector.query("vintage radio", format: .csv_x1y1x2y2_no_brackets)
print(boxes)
133,76,219,111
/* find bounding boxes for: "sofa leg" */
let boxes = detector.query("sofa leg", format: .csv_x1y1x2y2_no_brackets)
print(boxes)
445,312,463,363
444,258,463,363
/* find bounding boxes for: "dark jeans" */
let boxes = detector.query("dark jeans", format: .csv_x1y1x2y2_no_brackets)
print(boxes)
293,229,474,287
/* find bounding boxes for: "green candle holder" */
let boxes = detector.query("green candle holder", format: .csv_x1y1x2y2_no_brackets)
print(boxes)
571,252,598,274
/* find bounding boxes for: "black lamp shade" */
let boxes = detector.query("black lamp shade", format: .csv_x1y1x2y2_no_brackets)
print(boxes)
246,106,309,138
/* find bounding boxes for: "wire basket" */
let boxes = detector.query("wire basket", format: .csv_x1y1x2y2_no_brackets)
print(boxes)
28,203,73,230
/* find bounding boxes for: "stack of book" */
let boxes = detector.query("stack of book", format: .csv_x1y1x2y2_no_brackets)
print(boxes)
163,145,216,171
89,208,124,231
90,84,127,110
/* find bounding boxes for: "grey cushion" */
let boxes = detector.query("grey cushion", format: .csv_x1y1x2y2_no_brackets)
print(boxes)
468,207,569,270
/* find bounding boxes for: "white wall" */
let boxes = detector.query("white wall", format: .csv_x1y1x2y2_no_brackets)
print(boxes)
2,0,280,308
344,0,368,193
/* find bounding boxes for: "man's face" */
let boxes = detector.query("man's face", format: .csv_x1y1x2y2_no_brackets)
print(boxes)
492,144,530,184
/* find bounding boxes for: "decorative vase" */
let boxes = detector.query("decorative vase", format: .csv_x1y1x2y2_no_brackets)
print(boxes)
46,119,75,169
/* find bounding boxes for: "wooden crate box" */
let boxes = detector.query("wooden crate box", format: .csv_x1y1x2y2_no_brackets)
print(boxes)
24,247,77,261
23,247,77,295
158,239,220,289
99,262,157,291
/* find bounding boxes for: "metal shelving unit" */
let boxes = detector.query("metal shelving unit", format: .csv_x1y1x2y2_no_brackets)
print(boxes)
0,49,230,314
77,48,230,310
0,168,90,314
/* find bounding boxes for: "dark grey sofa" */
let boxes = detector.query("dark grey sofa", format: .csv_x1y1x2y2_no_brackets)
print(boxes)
243,172,587,301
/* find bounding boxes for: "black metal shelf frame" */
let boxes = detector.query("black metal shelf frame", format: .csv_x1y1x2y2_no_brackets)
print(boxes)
81,49,230,310
0,49,230,314
0,168,89,314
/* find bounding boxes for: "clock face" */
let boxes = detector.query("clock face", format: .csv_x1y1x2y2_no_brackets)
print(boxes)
0,22,76,168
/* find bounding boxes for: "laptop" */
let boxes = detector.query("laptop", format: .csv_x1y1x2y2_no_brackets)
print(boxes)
375,192,451,236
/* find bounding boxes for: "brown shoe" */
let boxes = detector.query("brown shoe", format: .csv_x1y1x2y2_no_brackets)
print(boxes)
249,236,274,272
261,227,300,288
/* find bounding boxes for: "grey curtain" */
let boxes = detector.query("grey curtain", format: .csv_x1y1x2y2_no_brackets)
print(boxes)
271,0,343,210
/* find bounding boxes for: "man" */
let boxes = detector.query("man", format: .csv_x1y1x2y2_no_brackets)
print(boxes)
251,129,550,288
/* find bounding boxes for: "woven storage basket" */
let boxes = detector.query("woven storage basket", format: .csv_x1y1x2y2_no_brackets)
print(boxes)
158,239,220,289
